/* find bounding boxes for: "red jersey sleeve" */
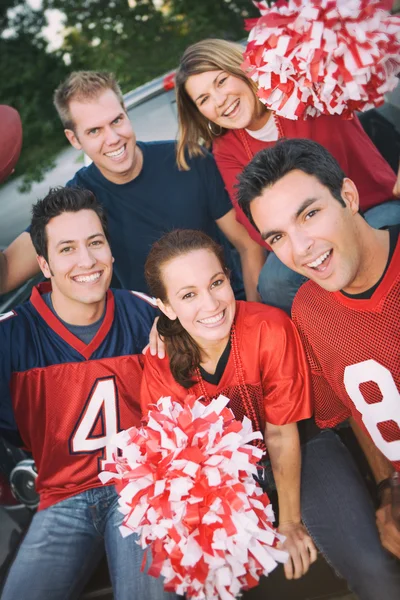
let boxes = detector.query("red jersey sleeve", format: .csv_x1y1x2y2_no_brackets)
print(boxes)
292,296,351,428
257,310,313,425
140,353,186,417
212,133,267,247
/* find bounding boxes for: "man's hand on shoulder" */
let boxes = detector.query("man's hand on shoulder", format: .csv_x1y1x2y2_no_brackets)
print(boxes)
142,316,166,359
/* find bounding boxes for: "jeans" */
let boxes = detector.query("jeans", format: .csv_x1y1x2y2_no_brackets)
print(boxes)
258,199,400,314
2,485,176,600
301,430,400,600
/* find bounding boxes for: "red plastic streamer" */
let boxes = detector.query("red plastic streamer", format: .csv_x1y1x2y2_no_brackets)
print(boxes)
244,0,400,120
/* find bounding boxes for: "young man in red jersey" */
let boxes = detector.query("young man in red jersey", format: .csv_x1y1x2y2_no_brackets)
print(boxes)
0,187,174,600
237,138,400,598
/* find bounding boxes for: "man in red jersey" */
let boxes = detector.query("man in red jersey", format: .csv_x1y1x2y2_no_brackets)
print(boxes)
237,138,400,596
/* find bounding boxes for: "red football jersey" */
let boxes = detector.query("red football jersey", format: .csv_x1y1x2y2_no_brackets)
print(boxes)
292,237,400,470
141,301,312,437
1,285,156,510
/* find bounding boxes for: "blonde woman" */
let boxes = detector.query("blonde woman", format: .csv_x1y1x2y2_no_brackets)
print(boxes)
175,39,400,313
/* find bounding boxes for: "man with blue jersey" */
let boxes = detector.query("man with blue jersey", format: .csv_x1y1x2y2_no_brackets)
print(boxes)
0,72,264,303
0,187,174,600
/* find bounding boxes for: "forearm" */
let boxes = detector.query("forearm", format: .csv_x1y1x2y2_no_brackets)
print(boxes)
265,422,302,523
349,417,393,484
0,232,40,294
239,245,266,302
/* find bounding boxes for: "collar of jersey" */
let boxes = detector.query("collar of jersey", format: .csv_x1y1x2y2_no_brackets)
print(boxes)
30,283,115,360
333,235,400,310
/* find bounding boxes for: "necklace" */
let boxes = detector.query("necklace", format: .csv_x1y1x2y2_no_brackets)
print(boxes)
195,325,266,451
239,112,284,161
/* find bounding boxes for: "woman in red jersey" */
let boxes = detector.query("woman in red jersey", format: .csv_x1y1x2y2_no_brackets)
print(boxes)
141,228,317,581
174,39,400,313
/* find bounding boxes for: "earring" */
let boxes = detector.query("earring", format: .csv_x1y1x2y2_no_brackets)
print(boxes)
207,121,222,136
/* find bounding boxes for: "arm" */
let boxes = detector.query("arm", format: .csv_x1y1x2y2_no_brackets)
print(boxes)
0,231,40,295
265,421,317,579
349,417,393,484
257,310,316,577
349,417,400,558
213,136,267,247
216,209,265,301
393,162,400,198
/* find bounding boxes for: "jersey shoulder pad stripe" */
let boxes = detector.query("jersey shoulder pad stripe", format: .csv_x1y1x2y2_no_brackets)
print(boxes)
0,309,17,323
129,291,157,307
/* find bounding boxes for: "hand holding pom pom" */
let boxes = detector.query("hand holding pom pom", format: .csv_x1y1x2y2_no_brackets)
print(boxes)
100,395,288,599
244,0,400,120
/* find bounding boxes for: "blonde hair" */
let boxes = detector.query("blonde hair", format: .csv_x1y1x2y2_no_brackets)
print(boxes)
175,39,262,170
53,71,125,131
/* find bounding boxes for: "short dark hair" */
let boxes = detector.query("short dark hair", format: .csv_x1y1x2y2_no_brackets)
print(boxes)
237,138,346,231
30,186,109,261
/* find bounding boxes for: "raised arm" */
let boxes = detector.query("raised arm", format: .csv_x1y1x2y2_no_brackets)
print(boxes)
0,231,40,295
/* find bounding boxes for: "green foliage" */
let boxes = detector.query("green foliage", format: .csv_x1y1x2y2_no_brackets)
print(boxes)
0,1,68,190
44,0,259,93
166,0,258,42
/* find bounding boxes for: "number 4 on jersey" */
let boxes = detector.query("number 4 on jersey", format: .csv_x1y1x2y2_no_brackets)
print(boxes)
70,377,119,466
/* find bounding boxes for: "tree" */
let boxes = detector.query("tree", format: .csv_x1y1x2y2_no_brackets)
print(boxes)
0,1,68,190
44,0,182,92
166,0,259,43
44,0,259,93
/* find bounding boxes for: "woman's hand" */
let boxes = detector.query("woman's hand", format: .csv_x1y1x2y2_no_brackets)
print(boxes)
142,317,166,359
278,521,317,580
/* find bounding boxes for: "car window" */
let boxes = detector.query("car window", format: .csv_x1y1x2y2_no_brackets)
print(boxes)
127,90,177,142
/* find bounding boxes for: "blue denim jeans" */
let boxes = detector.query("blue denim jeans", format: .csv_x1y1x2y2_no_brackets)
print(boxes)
1,485,176,600
258,199,400,314
301,430,400,600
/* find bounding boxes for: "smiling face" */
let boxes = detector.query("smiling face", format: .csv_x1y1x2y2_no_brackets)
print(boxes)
250,170,363,293
64,88,139,184
157,248,236,350
37,209,114,323
185,70,263,131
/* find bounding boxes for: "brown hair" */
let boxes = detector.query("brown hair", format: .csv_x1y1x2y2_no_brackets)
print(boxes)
145,229,229,388
53,71,125,131
175,39,263,170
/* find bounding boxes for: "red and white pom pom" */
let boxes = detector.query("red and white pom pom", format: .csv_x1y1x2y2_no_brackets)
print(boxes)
243,0,400,120
100,395,287,599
